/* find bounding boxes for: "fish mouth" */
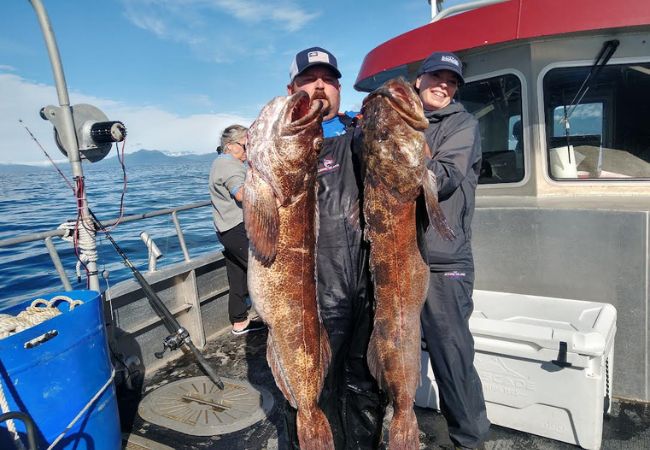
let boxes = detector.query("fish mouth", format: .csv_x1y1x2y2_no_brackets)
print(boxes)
363,78,428,130
281,91,324,135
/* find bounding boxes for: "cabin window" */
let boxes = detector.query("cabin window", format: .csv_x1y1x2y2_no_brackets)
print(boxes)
544,62,650,180
459,74,525,184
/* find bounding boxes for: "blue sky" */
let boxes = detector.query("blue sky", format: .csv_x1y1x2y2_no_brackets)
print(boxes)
0,0,466,164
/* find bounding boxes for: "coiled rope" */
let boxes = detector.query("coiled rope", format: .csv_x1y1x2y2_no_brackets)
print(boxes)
58,219,98,281
0,295,83,449
0,296,83,339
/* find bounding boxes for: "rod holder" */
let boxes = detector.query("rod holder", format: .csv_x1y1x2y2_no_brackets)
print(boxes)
140,232,163,272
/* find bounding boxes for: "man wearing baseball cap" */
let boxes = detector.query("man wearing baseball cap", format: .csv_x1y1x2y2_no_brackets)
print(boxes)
284,47,385,449
416,51,491,450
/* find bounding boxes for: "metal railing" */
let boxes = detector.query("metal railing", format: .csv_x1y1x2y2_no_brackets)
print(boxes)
0,200,212,290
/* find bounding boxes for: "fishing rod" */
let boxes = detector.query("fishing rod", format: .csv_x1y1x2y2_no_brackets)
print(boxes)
28,0,222,390
20,116,223,389
87,208,225,390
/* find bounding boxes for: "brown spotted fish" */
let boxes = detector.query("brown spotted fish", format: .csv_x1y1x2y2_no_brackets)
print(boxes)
361,77,454,450
243,91,333,449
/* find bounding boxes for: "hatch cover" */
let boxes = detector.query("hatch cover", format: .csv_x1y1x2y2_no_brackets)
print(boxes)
138,376,274,436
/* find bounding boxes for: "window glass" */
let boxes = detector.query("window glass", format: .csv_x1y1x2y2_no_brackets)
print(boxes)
552,103,603,137
544,63,650,180
508,115,522,151
459,74,524,184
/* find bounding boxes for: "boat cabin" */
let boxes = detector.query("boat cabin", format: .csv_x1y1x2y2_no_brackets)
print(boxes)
356,0,650,402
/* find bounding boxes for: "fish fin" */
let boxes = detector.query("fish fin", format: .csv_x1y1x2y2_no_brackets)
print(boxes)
366,330,384,390
266,333,297,408
422,169,455,241
243,170,279,265
296,406,334,450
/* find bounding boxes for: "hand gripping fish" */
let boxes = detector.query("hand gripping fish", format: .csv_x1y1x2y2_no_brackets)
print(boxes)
361,78,454,449
243,91,333,449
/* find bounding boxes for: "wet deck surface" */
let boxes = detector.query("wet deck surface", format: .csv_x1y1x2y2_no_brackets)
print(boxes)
119,329,650,449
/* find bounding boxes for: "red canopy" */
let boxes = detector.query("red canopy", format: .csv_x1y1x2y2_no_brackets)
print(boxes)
355,0,650,90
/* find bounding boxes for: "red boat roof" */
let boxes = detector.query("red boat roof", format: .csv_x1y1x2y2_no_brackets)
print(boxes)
355,0,650,91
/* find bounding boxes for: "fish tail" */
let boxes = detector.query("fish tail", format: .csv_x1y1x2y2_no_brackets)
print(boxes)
296,406,334,450
389,406,419,450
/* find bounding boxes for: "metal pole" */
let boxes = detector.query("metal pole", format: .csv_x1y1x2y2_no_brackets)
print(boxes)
28,0,99,292
44,237,73,291
172,211,191,262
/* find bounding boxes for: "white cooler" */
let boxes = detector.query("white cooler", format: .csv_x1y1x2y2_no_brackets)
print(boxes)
415,290,616,450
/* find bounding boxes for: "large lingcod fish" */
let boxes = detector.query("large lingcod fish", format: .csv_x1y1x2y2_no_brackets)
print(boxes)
361,77,454,449
243,91,333,449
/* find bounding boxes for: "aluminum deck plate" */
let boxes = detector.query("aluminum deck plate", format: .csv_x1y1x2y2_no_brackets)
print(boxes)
138,376,273,436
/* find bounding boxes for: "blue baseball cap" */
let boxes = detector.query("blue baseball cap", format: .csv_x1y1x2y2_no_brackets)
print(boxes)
289,47,342,82
417,51,464,84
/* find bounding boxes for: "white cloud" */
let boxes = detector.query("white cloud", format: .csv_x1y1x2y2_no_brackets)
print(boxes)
179,93,217,110
0,73,253,164
125,11,168,38
0,65,16,72
212,0,319,32
121,1,205,46
120,0,319,57
571,103,603,119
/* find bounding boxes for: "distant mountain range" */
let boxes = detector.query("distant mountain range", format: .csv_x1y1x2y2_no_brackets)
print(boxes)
0,149,218,174
100,149,218,166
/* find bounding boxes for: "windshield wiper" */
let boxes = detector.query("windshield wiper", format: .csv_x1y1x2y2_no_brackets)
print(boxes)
560,39,619,163
566,39,619,119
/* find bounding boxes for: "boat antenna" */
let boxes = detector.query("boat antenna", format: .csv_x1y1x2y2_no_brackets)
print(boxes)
87,208,225,390
428,0,445,17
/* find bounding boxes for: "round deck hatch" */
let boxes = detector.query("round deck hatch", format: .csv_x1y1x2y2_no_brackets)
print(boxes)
138,376,274,436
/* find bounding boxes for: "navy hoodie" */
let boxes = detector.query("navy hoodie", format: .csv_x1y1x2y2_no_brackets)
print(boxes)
423,102,482,271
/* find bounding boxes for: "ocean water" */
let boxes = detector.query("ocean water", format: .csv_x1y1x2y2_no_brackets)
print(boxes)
0,159,222,309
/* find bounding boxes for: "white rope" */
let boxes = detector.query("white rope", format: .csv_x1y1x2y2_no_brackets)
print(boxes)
0,377,26,450
46,369,116,450
0,296,83,340
58,219,98,280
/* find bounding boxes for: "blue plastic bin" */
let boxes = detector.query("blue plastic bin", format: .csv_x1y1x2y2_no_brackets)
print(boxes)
0,290,121,449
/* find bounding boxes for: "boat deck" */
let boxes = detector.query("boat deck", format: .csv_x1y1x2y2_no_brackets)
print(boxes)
120,328,650,449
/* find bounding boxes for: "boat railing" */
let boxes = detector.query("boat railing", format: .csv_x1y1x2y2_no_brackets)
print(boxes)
0,200,212,291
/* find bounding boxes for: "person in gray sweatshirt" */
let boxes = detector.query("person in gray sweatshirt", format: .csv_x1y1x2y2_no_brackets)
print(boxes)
209,124,265,335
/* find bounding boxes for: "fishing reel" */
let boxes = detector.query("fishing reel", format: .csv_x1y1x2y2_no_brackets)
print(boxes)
40,104,126,163
154,328,190,359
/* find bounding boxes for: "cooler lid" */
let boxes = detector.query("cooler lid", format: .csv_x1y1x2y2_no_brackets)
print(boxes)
470,290,617,356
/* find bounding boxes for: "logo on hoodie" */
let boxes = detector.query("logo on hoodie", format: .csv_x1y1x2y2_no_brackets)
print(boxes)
318,156,340,175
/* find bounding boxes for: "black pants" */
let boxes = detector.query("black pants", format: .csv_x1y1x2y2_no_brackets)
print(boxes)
217,222,249,324
421,270,490,448
284,223,386,450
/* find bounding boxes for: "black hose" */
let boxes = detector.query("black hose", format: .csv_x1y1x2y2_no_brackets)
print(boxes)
87,208,224,390
0,411,37,450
